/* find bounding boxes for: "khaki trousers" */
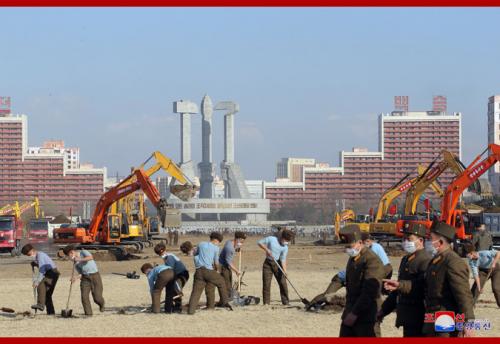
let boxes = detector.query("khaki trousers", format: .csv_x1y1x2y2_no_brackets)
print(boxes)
80,272,105,315
37,269,60,315
152,269,174,313
262,259,289,305
188,267,228,314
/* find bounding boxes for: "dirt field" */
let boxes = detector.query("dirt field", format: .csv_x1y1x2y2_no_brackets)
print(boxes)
0,236,498,337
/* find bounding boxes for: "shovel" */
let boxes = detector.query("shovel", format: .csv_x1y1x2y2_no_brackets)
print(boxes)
112,271,140,279
31,266,38,316
61,261,76,318
272,257,310,305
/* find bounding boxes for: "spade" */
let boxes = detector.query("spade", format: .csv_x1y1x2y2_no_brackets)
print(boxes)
272,257,310,305
61,261,76,318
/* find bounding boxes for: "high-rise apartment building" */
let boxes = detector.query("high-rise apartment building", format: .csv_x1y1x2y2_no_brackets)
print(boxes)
0,110,106,214
28,140,80,170
488,95,500,194
433,95,447,112
266,99,462,210
276,158,316,182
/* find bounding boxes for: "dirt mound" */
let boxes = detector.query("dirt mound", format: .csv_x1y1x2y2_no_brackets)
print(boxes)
322,295,346,313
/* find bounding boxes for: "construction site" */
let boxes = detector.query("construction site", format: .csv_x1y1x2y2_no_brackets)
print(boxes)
1,95,500,336
1,7,500,336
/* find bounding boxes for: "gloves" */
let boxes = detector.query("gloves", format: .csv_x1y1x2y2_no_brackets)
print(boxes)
30,261,38,268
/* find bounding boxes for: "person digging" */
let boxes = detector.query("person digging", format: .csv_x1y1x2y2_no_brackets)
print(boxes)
62,245,105,316
21,244,60,315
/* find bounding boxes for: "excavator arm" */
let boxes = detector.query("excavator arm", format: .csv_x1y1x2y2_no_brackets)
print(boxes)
441,144,500,227
88,169,164,244
375,165,444,222
117,151,197,201
404,151,463,215
374,173,417,222
0,204,13,216
11,197,40,219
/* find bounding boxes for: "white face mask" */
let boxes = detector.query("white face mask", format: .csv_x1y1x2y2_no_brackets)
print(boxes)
236,242,243,248
346,248,360,257
425,240,437,256
402,240,416,254
282,241,289,246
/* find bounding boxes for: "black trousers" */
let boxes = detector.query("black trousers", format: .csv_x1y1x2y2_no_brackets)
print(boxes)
339,322,378,337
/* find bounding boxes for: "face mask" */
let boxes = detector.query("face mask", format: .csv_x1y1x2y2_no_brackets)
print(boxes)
236,242,243,248
402,240,416,254
161,253,168,259
346,248,360,257
282,241,289,246
364,242,372,248
425,240,437,256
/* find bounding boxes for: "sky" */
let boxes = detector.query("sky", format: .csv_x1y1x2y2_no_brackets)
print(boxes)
1,7,500,181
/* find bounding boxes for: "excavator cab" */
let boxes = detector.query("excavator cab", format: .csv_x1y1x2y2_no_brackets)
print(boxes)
107,214,122,240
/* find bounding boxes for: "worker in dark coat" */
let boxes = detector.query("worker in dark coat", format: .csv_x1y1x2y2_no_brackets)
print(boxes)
379,223,431,337
422,222,475,337
339,225,386,337
472,224,493,251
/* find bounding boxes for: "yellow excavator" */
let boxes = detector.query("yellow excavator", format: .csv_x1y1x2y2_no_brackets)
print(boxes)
334,209,370,236
369,166,442,236
395,150,469,237
108,151,197,247
404,150,464,215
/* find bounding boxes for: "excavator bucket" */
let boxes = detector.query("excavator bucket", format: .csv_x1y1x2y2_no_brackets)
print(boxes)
170,184,198,202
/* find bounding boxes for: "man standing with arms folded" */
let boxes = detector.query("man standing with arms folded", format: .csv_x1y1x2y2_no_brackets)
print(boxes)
258,228,293,306
472,223,493,251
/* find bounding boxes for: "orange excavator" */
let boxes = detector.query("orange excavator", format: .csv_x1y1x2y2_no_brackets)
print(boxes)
54,166,197,254
400,144,500,248
395,150,467,237
369,166,442,237
440,144,500,241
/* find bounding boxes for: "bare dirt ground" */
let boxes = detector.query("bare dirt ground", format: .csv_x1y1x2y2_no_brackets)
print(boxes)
0,236,498,337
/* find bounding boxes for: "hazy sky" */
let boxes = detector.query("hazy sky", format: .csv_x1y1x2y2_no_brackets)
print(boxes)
1,7,499,180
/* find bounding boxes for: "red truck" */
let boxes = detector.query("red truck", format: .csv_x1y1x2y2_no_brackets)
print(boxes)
0,215,24,256
27,218,50,244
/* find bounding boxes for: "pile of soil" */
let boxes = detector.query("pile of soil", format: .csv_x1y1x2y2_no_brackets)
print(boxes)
322,295,346,313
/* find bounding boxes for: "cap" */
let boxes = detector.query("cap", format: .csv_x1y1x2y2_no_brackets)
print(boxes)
404,223,428,238
462,241,475,254
361,232,372,241
431,222,456,241
340,225,362,244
